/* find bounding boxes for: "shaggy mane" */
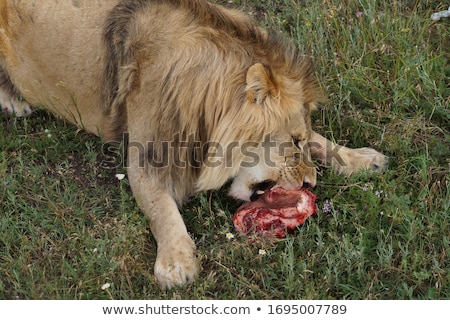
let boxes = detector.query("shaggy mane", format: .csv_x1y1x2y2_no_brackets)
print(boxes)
102,0,320,143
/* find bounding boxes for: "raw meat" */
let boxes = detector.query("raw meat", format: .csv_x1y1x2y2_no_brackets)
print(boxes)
233,188,317,238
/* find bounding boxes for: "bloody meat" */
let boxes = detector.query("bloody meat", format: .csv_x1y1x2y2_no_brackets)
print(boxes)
233,188,317,238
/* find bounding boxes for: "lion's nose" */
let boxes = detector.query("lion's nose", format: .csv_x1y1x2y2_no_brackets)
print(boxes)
303,167,317,189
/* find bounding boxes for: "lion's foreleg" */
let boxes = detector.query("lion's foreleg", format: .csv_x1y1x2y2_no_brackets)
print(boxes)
308,131,387,175
127,148,198,289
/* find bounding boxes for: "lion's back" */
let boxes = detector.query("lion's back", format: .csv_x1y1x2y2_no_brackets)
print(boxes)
0,0,119,134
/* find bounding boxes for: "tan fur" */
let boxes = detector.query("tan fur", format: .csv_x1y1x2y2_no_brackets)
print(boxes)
0,0,386,288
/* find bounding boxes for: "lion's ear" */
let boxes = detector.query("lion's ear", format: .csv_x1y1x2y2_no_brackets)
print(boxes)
245,63,278,104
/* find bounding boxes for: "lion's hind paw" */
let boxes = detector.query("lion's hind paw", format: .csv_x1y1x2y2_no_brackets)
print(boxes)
0,91,32,117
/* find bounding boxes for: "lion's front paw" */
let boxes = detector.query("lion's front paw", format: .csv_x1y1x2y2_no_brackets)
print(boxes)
154,236,199,289
337,147,387,175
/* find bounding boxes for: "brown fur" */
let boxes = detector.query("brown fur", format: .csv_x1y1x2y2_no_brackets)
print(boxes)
0,0,386,288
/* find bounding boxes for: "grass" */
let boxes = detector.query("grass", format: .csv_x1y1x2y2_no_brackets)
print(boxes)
0,0,448,299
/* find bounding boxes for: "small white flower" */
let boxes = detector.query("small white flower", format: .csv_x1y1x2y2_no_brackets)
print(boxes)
259,249,267,256
44,129,52,138
375,190,384,197
93,248,98,253
226,233,235,240
115,174,126,180
101,283,111,290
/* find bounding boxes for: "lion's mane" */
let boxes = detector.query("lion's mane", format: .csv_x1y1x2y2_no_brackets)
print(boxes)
102,0,322,203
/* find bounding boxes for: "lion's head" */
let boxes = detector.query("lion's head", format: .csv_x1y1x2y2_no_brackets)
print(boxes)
195,58,320,202
108,3,323,206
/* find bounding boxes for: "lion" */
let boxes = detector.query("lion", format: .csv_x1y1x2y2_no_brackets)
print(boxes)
0,0,386,288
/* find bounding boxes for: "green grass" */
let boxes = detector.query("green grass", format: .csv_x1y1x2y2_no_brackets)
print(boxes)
1,0,448,299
